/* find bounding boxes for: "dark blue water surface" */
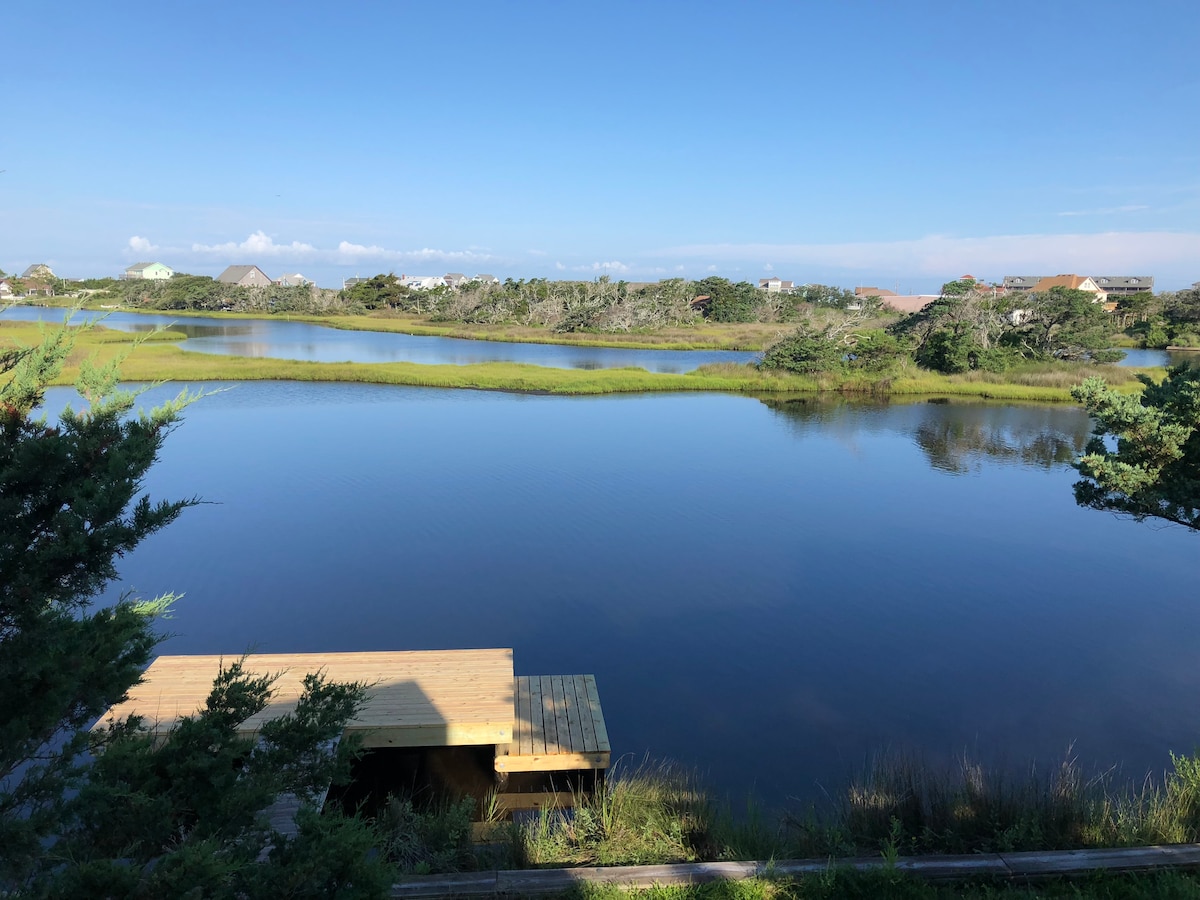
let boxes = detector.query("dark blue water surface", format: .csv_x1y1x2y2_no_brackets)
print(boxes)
0,306,756,373
42,381,1198,806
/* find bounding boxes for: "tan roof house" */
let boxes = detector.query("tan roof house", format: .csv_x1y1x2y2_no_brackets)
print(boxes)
1030,274,1108,302
217,265,273,288
855,286,937,314
0,279,13,299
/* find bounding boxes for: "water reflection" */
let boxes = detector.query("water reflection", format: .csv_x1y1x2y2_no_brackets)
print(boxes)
35,382,1196,806
763,396,1091,474
0,306,757,373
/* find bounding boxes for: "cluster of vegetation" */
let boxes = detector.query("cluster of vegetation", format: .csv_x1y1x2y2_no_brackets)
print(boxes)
759,281,1126,379
341,275,868,332
1072,365,1200,530
117,273,345,314
1116,286,1200,349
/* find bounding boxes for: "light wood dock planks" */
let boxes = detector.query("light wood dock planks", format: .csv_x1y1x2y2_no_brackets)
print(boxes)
494,675,610,774
94,649,515,749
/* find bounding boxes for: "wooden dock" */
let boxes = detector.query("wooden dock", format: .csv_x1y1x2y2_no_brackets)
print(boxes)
495,675,610,774
94,649,516,749
95,650,611,814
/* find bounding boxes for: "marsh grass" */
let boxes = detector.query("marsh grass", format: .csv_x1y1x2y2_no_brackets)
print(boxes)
521,761,710,867
786,751,1200,859
1,319,1159,401
380,750,1200,877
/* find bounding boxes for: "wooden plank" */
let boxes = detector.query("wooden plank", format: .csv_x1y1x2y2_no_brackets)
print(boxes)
528,676,545,755
582,674,610,752
998,846,1177,876
561,676,584,753
495,750,610,773
551,676,573,754
493,791,576,813
572,676,598,752
517,676,533,757
390,845,1200,898
539,676,558,752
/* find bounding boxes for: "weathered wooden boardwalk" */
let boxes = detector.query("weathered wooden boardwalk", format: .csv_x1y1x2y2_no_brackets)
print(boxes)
495,675,610,775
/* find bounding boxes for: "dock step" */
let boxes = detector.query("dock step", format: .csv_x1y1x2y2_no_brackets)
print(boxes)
495,675,610,774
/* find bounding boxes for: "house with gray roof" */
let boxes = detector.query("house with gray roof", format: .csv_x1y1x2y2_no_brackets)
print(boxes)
1004,274,1153,296
274,273,310,287
1091,276,1153,296
472,274,500,284
217,265,273,287
443,273,469,288
21,263,54,279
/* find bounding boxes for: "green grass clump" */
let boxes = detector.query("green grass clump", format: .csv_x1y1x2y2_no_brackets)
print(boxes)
522,761,710,867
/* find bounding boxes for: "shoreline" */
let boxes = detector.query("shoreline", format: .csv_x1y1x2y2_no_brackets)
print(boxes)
24,299,778,351
2,317,1155,403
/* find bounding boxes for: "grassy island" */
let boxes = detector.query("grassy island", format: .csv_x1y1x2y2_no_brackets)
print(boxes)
0,319,1154,403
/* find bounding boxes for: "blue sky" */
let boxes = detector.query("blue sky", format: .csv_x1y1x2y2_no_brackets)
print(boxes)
2,0,1198,290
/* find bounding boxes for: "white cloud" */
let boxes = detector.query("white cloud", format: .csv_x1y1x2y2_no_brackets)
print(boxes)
555,261,566,270
527,249,548,256
335,242,494,264
127,235,159,254
572,260,630,274
659,232,1200,277
128,231,497,267
191,230,318,258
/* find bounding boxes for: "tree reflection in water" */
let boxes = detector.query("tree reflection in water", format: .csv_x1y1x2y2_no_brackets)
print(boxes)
761,396,1091,475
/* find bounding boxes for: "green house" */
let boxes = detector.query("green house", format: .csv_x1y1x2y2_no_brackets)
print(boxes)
124,261,174,280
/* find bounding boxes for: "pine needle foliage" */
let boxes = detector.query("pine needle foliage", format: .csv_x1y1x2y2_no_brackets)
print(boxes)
0,314,393,896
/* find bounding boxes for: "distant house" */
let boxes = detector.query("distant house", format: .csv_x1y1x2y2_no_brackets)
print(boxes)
758,277,794,293
216,265,273,288
399,275,441,290
472,274,500,284
1092,275,1153,296
21,263,54,279
123,261,174,280
0,279,13,299
1004,274,1151,297
854,286,936,314
443,272,469,289
1029,274,1108,302
274,273,311,287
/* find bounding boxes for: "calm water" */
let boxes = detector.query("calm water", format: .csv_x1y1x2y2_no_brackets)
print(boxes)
46,381,1198,805
0,306,756,373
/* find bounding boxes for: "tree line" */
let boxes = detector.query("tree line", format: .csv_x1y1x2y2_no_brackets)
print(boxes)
1114,286,1200,348
97,273,866,329
759,282,1126,377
